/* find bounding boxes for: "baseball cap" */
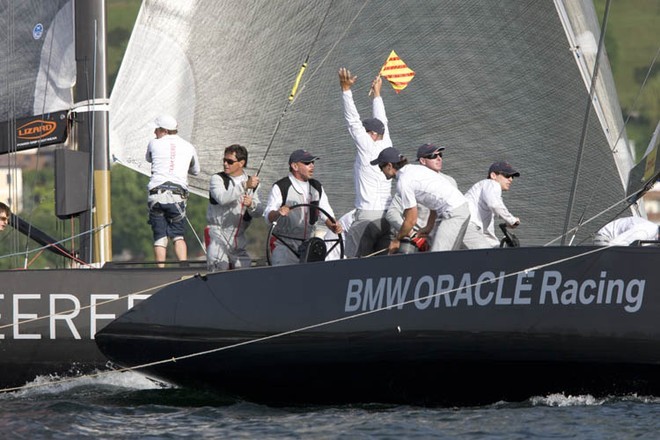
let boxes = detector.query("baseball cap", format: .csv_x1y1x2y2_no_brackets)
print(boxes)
362,118,385,135
488,161,520,177
153,115,178,131
370,147,404,166
416,143,446,160
289,149,320,164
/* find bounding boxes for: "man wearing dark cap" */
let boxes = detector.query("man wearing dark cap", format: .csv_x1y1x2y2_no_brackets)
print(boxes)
463,161,521,249
386,144,457,241
339,67,393,257
372,147,471,254
264,149,343,265
146,114,200,266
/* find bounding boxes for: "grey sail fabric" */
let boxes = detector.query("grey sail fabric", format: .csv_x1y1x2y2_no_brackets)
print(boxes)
0,0,74,121
109,0,633,246
0,0,74,154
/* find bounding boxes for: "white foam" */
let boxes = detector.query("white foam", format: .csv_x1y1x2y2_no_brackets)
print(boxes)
5,369,168,398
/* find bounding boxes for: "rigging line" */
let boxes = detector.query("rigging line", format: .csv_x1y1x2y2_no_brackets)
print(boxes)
544,183,649,246
572,46,660,234
297,0,371,99
184,208,206,256
611,47,659,153
561,0,612,246
0,273,195,334
253,0,335,177
84,19,99,264
233,1,337,252
18,2,62,269
0,221,111,266
28,245,616,388
575,202,635,246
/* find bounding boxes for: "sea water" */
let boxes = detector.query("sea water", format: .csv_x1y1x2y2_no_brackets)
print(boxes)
1,372,659,439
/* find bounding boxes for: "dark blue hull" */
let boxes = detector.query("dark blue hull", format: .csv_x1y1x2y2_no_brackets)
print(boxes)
96,246,660,405
0,265,201,390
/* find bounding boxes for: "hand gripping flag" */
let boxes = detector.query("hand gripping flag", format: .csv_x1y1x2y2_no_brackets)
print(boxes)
380,50,415,93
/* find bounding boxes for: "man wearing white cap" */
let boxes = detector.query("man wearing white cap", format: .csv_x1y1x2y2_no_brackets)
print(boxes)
146,114,200,266
463,161,521,249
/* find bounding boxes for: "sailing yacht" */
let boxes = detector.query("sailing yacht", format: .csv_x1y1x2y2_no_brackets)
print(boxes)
0,0,658,402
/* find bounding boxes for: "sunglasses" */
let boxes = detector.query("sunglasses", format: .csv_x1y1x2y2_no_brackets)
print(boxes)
301,161,315,166
223,158,238,165
0,216,8,221
423,152,443,159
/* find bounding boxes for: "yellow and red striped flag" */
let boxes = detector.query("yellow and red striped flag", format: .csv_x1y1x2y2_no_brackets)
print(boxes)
379,50,415,93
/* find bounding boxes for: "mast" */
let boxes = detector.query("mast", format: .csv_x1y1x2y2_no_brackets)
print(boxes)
73,0,111,264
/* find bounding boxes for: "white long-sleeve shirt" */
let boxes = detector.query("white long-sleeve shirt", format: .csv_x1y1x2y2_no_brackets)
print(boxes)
595,217,659,245
464,179,519,243
341,90,393,210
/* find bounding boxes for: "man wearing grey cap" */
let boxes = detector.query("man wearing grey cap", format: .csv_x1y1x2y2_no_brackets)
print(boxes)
372,147,471,254
264,149,343,266
463,161,521,249
146,114,200,266
339,67,393,257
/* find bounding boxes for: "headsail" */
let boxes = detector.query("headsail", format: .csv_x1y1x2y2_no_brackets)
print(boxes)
110,0,634,246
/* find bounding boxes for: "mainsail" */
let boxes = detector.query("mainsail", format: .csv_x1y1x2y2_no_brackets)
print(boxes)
0,0,74,153
110,0,634,246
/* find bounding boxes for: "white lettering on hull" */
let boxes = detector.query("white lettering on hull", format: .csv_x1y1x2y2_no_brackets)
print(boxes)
345,270,646,313
0,293,151,340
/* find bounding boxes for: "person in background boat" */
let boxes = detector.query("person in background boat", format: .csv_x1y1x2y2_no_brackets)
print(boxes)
146,114,200,267
0,202,11,231
264,149,343,266
206,144,263,271
339,67,393,258
372,147,470,254
593,216,659,246
462,161,520,249
386,144,458,245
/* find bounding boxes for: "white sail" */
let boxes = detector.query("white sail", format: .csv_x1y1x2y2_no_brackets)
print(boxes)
110,0,634,246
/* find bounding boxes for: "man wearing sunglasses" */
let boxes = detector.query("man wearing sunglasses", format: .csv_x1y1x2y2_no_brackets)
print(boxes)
386,144,459,247
146,114,200,267
463,161,521,249
264,149,343,266
339,67,393,258
206,144,262,271
371,147,471,254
